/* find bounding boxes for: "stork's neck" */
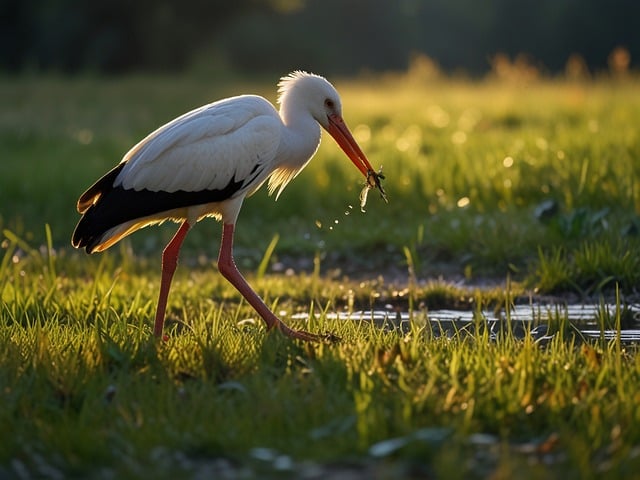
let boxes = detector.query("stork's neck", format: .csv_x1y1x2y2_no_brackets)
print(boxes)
278,105,322,167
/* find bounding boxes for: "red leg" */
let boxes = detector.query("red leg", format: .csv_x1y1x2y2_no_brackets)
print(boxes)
217,222,321,342
153,221,191,337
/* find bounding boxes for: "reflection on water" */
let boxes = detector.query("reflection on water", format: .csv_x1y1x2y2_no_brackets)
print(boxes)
291,304,640,342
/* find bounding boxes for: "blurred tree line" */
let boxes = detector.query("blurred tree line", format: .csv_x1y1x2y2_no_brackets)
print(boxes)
2,0,637,75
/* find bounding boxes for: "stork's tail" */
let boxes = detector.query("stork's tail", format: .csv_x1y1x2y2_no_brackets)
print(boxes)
72,164,127,253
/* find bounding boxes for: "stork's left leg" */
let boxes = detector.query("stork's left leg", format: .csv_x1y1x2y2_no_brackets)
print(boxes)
153,221,191,337
217,222,321,342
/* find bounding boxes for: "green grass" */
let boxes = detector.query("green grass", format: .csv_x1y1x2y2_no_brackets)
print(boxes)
2,74,639,287
2,72,640,477
2,248,640,478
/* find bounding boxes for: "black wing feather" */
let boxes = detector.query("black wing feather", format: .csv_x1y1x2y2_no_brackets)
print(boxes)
72,167,244,253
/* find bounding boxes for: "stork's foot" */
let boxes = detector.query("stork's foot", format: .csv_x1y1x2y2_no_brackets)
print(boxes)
276,321,340,344
320,331,341,344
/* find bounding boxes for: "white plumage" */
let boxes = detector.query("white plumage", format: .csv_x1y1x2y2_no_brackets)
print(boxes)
72,71,385,341
118,96,281,194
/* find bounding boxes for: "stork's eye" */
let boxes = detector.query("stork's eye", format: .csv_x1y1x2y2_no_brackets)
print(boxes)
324,99,335,110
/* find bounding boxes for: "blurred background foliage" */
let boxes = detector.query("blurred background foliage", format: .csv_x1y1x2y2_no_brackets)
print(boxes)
2,0,637,76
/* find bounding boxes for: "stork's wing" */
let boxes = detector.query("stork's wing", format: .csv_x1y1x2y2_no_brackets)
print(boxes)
116,95,281,194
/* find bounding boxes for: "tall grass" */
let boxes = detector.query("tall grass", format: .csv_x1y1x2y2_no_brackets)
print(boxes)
1,74,639,287
2,241,640,478
2,73,640,477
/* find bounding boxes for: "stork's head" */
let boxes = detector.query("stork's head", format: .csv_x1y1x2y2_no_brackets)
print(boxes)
277,71,387,200
278,71,343,129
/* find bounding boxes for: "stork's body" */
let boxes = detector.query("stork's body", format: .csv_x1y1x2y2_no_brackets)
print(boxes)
72,71,384,340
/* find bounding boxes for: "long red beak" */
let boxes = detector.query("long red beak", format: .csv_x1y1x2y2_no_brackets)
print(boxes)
326,113,374,177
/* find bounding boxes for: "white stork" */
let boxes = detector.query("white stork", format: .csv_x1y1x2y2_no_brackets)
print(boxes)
72,71,387,341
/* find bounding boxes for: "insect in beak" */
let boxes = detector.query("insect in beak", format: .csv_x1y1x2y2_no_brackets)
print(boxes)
360,166,388,212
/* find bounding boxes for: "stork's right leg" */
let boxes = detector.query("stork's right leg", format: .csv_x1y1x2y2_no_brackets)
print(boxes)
153,221,191,337
217,222,322,342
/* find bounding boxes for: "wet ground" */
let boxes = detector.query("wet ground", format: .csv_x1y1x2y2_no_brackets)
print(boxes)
291,303,640,343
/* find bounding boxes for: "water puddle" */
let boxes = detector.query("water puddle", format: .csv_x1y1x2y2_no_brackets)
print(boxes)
291,304,640,343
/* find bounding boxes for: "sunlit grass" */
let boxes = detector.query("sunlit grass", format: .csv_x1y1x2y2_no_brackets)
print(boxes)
2,222,640,477
2,73,640,477
2,244,640,478
534,240,640,295
2,74,639,288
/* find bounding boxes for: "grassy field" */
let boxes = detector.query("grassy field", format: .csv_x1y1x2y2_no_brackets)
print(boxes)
1,72,640,478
